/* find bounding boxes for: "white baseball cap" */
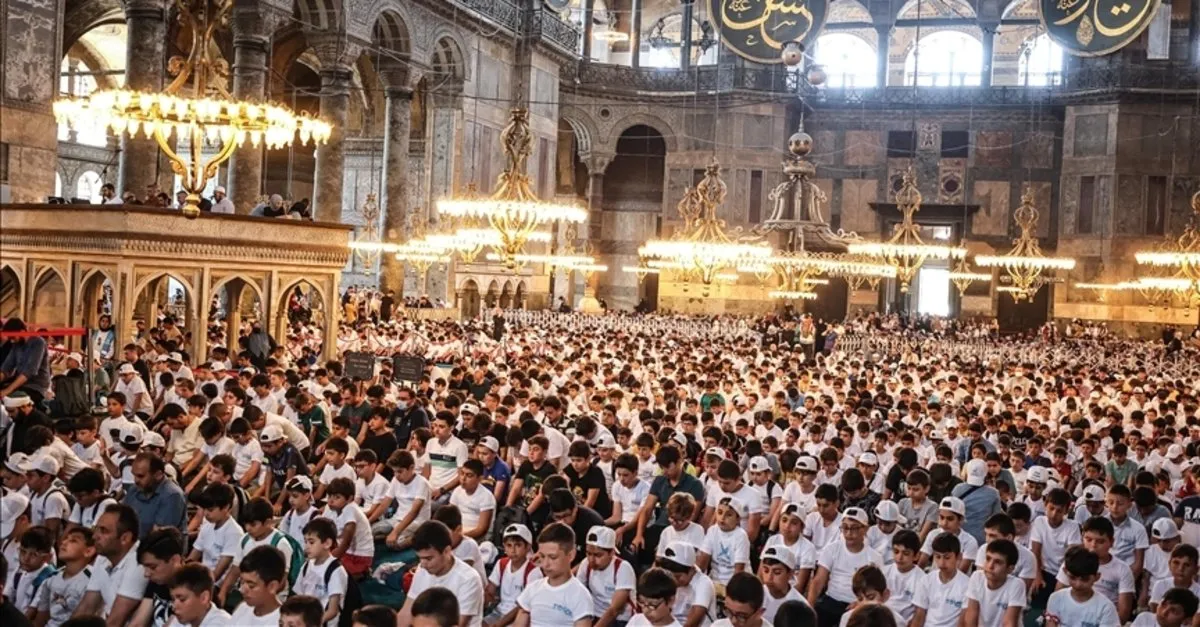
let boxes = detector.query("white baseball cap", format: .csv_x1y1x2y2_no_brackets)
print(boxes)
857,452,879,467
705,447,730,461
118,363,137,375
595,433,617,449
479,436,500,453
503,523,533,545
965,458,988,487
66,352,84,366
720,497,749,519
930,430,946,440
1,491,30,539
660,542,697,568
760,544,795,569
259,424,286,442
748,456,771,473
118,423,145,447
4,453,32,474
168,352,183,363
29,454,60,476
780,502,806,519
1027,466,1049,484
286,476,314,492
672,431,688,448
586,526,617,550
796,457,818,473
842,507,870,526
1152,518,1180,540
1168,444,1185,460
461,403,479,415
940,496,966,517
875,500,907,524
142,431,167,449
1082,484,1106,503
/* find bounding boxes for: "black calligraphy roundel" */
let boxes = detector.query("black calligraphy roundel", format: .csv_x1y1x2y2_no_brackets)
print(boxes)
710,0,829,64
1039,0,1161,56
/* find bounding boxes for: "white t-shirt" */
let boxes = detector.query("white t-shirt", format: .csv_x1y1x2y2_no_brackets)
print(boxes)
331,503,374,558
227,604,280,626
409,558,486,627
911,569,970,627
803,512,842,551
115,376,153,413
1107,515,1149,567
704,483,764,533
68,497,117,529
837,604,907,627
318,462,356,490
30,487,71,525
782,482,818,517
294,557,348,627
1044,588,1120,627
576,557,637,621
628,614,681,627
883,563,923,621
450,485,497,532
356,474,391,510
920,528,980,564
166,605,230,627
385,476,429,534
426,436,469,490
86,543,148,616
1055,557,1134,608
764,534,817,573
37,564,91,627
200,436,236,461
1030,517,1082,575
195,518,244,583
670,569,716,627
974,541,1037,581
455,536,488,586
816,540,883,603
281,505,320,546
658,523,706,557
965,571,1026,627
517,576,594,627
700,525,751,585
232,439,264,484
488,558,543,616
1149,578,1200,606
612,479,651,523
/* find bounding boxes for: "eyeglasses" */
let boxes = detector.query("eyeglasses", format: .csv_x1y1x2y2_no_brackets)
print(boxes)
637,597,667,611
725,607,758,622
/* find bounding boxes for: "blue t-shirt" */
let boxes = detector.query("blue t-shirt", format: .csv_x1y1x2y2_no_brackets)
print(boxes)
482,459,512,505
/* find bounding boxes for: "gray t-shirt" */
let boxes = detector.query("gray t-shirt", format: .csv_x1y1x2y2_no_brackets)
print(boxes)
898,497,938,534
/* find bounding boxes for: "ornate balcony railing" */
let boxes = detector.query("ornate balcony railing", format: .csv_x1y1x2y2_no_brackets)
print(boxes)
531,10,583,54
451,0,580,55
562,62,811,95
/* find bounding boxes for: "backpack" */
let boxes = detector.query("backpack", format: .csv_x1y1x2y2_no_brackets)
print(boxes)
491,505,529,548
51,370,90,418
299,557,362,627
244,531,305,589
496,556,538,590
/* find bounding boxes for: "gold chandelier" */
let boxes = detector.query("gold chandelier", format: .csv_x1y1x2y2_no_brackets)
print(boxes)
948,250,991,296
436,109,587,269
847,169,966,292
53,0,330,219
1134,190,1200,306
976,188,1075,302
638,159,772,285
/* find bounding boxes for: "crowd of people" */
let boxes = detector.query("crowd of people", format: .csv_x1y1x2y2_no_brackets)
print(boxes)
1,305,1199,627
92,182,315,219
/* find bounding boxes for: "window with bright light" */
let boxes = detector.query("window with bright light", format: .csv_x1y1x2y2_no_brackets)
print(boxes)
815,33,877,88
904,31,983,86
77,171,103,203
917,266,952,316
1019,34,1064,86
55,173,62,197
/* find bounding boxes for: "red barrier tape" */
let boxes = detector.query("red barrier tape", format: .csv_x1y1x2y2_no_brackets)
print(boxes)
0,328,89,338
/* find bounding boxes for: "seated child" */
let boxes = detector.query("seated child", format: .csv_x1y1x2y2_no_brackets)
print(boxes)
485,524,541,627
229,545,288,625
837,564,907,627
1132,587,1199,627
295,518,349,627
627,568,680,627
166,563,231,627
1044,547,1119,627
963,539,1026,627
323,477,373,579
33,526,95,627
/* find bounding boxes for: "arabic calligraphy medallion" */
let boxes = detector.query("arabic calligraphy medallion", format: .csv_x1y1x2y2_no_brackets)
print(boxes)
711,0,829,63
1039,0,1160,56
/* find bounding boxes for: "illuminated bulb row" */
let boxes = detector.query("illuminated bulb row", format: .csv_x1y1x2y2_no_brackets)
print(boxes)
848,242,967,259
975,255,1076,270
436,199,588,223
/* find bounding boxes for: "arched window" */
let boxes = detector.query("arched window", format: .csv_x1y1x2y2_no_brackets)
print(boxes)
55,173,63,197
77,171,103,203
58,57,107,146
815,33,877,88
904,31,984,86
1019,34,1064,86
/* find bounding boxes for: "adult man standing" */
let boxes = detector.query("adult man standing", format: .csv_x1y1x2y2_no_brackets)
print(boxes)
0,318,52,405
122,453,187,538
100,183,122,204
951,458,1002,543
380,290,395,323
72,504,148,626
390,387,429,450
210,186,235,214
246,323,276,370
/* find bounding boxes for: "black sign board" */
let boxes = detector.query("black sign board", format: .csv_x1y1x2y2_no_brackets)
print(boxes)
392,354,425,383
343,351,376,380
710,0,828,64
1040,0,1159,56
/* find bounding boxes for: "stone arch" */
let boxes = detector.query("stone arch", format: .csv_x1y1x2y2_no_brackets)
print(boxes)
429,34,467,80
558,107,598,157
499,280,513,309
131,272,195,337
459,279,480,319
828,0,872,23
514,281,526,310
278,278,328,327
1,264,24,320
1001,0,1037,18
371,8,411,57
30,267,69,327
76,268,114,329
62,0,124,54
484,280,500,307
607,114,678,153
293,0,345,32
896,0,977,20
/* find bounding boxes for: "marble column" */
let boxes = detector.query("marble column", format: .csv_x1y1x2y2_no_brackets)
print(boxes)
380,85,413,296
631,0,643,68
227,7,272,214
680,0,695,70
421,86,463,301
313,65,352,220
582,0,595,59
118,0,169,196
980,25,997,87
875,25,892,88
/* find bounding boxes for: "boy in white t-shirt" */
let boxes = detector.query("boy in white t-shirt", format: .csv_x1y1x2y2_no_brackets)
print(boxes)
229,545,286,626
918,496,979,573
400,520,485,627
627,568,681,627
747,456,781,531
764,502,817,593
656,493,705,559
65,467,117,531
1044,548,1120,627
188,483,244,586
655,542,717,627
867,501,905,566
963,539,1026,627
515,523,593,627
758,545,806,624
351,450,391,535
609,453,652,542
835,564,907,627
1132,587,1198,627
280,476,321,547
806,507,882,626
910,531,969,627
485,524,541,626
227,418,264,493
294,517,348,627
324,477,373,579
577,527,637,626
449,459,496,542
698,497,752,587
314,438,355,502
883,529,923,622
384,450,432,549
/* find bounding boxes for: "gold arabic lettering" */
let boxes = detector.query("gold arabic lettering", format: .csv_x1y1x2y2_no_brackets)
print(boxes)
721,0,814,50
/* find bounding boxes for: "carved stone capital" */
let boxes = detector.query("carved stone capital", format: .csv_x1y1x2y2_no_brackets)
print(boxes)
307,32,362,69
581,151,615,174
121,0,167,19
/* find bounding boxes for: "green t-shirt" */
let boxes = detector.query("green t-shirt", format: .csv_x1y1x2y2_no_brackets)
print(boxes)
301,405,331,445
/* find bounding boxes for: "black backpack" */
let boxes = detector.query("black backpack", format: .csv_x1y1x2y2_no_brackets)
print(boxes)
299,558,362,627
51,369,90,418
491,505,530,549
